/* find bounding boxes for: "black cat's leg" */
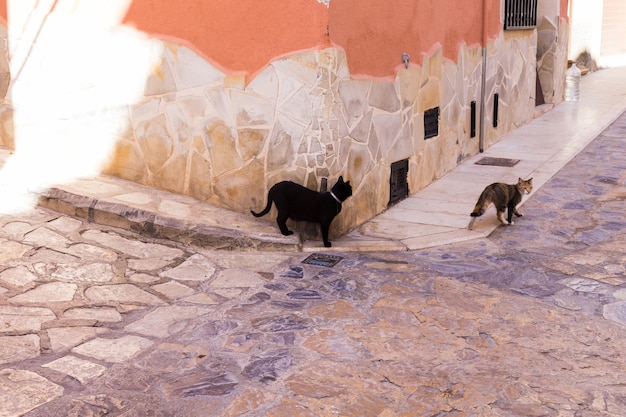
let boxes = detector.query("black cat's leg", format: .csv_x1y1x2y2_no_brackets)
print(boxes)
276,214,293,236
321,221,332,247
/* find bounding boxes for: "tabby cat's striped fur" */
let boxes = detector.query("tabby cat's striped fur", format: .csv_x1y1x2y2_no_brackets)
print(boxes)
470,178,533,226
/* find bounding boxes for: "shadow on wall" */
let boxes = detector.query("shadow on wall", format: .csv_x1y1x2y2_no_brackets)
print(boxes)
0,0,158,214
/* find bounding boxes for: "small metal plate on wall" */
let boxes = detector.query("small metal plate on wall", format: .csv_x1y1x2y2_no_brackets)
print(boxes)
475,157,520,167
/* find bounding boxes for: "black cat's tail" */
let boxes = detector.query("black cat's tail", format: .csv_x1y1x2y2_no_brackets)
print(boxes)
251,194,273,217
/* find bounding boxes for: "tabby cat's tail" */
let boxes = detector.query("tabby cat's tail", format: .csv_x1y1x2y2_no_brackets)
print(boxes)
251,195,273,217
470,194,487,217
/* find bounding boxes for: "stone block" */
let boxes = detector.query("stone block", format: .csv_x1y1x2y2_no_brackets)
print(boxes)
152,153,187,195
0,369,63,415
144,56,177,97
0,306,56,333
43,355,106,383
214,158,264,211
231,90,276,127
369,82,400,113
187,151,212,201
165,44,225,90
238,128,268,161
46,327,109,352
339,79,371,125
417,77,440,113
72,335,154,363
397,67,421,106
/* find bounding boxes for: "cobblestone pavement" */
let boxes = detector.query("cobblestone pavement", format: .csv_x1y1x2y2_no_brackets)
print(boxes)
2,113,626,417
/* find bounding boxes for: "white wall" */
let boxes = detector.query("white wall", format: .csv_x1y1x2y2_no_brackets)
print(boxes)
538,0,560,26
569,0,604,62
569,0,626,67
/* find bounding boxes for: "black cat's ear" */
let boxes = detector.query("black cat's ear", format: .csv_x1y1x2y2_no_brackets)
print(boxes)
338,176,344,183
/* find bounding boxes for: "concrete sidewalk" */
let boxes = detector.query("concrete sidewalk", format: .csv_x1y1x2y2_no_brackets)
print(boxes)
2,66,626,252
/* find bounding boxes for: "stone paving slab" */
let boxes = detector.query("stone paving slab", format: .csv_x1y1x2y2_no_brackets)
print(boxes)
1,146,626,416
0,369,63,416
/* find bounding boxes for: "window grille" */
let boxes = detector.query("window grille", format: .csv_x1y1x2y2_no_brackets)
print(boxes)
389,159,409,206
504,0,537,30
470,101,476,138
424,107,439,139
493,93,499,128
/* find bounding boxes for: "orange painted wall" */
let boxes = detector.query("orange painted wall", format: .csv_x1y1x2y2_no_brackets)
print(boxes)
0,0,570,80
123,0,330,80
561,0,570,19
328,0,501,79
124,0,502,80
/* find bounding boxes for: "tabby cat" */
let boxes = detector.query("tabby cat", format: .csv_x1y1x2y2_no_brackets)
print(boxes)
469,177,533,227
251,176,353,247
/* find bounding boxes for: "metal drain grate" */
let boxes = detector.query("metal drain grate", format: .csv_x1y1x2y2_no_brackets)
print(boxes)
301,253,344,267
475,157,520,167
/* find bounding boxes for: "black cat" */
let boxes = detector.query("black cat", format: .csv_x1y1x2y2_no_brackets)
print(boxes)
251,176,353,247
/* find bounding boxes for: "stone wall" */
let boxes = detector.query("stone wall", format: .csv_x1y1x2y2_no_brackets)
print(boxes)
537,17,570,105
0,23,11,149
106,30,540,238
0,24,553,240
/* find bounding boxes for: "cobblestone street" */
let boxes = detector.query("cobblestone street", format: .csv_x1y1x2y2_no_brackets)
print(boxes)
2,114,626,416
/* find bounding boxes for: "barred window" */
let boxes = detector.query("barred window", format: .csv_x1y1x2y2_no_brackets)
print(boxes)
504,0,538,30
424,107,440,139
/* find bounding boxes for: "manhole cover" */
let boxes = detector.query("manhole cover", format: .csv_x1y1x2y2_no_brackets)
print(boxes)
301,253,343,267
475,157,520,167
